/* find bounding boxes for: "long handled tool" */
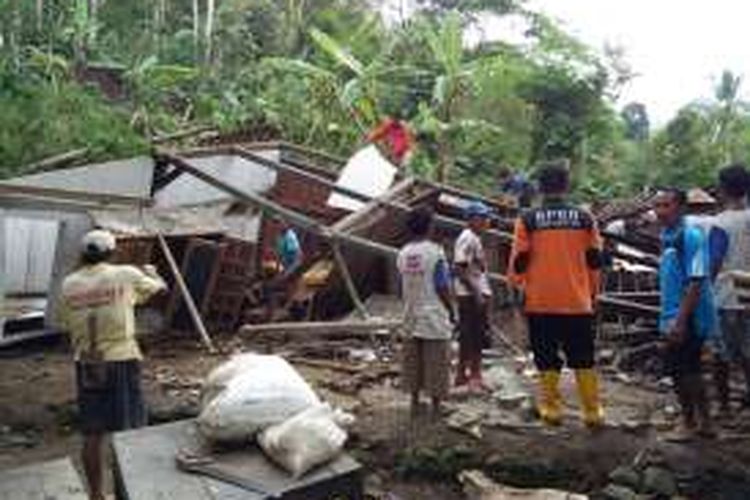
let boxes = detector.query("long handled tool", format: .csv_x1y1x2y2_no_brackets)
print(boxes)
175,451,280,499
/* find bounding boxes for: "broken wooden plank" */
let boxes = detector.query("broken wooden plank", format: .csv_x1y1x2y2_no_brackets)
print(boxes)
235,146,515,243
288,357,366,374
156,233,216,353
21,147,89,174
332,242,369,319
597,295,660,318
239,319,402,337
152,126,217,144
163,152,401,260
0,181,151,207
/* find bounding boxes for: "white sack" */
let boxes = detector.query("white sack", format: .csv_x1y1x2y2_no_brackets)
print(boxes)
327,145,397,212
197,354,320,442
258,404,352,478
200,353,260,408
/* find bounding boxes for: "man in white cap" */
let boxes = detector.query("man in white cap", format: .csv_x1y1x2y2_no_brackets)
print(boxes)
58,229,166,500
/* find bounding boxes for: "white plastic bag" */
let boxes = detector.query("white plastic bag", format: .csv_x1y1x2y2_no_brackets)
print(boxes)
197,354,320,442
258,404,353,478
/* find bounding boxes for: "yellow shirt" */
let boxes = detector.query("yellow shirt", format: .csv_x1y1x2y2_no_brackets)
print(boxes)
59,263,165,362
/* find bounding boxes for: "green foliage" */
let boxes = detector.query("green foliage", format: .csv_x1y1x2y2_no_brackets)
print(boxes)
0,76,147,174
1,0,747,201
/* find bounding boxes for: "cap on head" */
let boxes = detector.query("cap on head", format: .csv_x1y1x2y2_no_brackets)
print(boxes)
464,200,491,219
81,229,116,255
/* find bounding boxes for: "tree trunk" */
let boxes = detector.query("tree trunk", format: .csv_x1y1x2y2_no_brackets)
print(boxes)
204,0,215,64
192,0,200,62
36,0,43,31
436,136,453,183
88,0,97,40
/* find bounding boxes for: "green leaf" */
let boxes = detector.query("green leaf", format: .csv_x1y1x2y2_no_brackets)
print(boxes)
309,27,365,76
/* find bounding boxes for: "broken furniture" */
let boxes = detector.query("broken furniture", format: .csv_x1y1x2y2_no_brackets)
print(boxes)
112,419,363,500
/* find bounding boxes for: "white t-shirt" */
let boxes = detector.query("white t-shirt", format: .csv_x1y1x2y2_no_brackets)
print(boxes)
453,228,492,297
59,263,166,361
397,240,452,340
712,209,750,309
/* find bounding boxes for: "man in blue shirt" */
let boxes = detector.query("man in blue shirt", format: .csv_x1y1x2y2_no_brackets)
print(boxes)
655,188,716,439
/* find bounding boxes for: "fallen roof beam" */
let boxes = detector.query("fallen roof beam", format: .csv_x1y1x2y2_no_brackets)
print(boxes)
0,182,151,207
163,153,400,260
239,319,403,337
421,178,513,212
0,195,118,213
230,146,514,243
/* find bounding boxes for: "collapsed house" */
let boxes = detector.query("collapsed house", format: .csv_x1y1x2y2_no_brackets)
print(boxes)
1,138,709,381
0,142,520,347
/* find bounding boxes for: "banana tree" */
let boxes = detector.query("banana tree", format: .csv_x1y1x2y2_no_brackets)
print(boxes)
412,13,484,182
265,22,420,141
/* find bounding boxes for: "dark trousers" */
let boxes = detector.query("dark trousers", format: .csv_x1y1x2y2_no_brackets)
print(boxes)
527,314,595,371
457,297,488,362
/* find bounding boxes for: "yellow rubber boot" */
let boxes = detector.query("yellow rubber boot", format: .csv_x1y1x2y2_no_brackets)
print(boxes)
575,369,604,428
537,371,563,426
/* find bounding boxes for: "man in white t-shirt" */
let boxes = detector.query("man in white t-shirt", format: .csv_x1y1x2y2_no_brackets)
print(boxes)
397,208,455,415
454,201,493,390
712,164,750,415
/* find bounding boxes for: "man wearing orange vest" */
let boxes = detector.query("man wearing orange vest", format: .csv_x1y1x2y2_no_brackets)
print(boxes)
508,162,605,428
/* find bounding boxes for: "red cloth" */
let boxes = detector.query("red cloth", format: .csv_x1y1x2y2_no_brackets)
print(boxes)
368,118,413,163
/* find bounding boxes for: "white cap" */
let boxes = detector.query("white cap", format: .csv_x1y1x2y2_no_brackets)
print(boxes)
81,229,116,254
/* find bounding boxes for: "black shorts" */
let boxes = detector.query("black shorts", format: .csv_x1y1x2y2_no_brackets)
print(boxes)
663,331,705,378
76,360,146,434
457,297,488,360
527,314,595,371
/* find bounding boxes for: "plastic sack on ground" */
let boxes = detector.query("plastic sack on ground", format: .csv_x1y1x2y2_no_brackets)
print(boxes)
258,403,353,478
197,353,320,443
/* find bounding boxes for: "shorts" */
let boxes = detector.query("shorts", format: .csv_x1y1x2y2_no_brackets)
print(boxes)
662,330,705,378
401,338,450,398
715,309,750,362
76,360,146,434
457,297,488,361
527,314,594,371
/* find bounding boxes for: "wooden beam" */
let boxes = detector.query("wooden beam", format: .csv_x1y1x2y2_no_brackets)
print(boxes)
231,146,515,243
21,148,89,174
421,178,513,212
162,153,401,260
0,195,116,213
239,319,402,337
332,242,369,319
156,233,216,353
0,182,151,207
597,295,660,318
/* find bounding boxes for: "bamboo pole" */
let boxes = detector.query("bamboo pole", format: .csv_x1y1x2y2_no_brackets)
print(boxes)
332,242,369,319
156,233,216,353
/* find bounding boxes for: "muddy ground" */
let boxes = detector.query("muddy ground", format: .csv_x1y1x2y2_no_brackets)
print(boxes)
2,330,750,499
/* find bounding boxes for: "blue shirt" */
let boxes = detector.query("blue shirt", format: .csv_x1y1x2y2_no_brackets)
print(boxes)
659,220,716,338
276,228,301,271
